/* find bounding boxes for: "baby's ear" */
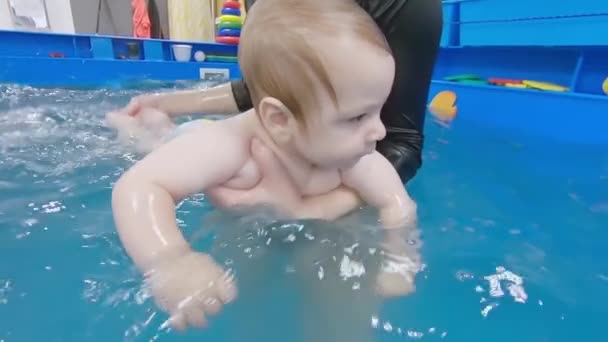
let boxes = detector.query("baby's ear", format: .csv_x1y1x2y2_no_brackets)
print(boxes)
258,97,297,142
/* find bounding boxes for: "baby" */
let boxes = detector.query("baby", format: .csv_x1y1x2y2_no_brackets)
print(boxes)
108,0,419,333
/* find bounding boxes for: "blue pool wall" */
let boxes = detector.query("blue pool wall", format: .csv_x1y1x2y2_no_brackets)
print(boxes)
0,30,243,87
437,0,608,144
0,0,607,144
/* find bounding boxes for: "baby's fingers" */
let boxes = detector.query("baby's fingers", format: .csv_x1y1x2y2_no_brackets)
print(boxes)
167,312,188,332
183,305,208,329
125,98,142,116
216,271,238,304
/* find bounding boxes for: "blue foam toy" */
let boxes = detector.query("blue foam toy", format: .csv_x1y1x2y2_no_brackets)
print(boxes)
221,8,240,16
218,28,241,37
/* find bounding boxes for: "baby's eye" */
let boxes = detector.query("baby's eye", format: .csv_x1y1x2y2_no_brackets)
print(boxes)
350,113,367,122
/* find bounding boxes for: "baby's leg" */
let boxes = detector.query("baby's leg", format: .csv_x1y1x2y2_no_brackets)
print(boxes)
291,221,383,342
105,108,176,154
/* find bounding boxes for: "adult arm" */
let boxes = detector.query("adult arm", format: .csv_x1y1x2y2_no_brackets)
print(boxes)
124,79,253,117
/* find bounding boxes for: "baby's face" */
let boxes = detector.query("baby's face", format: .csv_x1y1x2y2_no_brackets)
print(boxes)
292,36,395,169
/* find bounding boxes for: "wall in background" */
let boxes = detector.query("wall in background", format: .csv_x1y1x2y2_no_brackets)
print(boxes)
46,0,74,33
0,0,74,33
71,0,170,38
0,0,13,30
70,0,131,36
0,0,229,41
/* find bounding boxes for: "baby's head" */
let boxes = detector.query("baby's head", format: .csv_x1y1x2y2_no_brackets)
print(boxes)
239,0,395,168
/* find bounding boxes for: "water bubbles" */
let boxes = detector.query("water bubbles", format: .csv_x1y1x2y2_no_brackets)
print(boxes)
343,242,359,255
507,282,528,303
478,266,528,317
481,303,499,317
455,270,475,281
371,314,445,340
21,218,38,227
339,255,366,280
283,233,296,243
371,315,379,328
407,330,424,339
0,280,13,305
41,200,65,214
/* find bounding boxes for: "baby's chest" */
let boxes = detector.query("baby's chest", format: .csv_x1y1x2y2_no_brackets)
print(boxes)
223,158,262,189
299,169,342,196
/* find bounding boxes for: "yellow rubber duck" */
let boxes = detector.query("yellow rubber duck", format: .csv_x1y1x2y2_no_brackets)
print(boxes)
602,77,608,95
428,90,457,122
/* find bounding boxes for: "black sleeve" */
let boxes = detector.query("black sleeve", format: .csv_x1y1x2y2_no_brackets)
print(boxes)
229,0,257,112
230,79,254,112
364,0,443,183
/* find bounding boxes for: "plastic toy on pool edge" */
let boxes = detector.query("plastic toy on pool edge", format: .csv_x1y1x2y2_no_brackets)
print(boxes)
428,90,457,123
216,0,243,45
603,77,608,95
445,74,569,92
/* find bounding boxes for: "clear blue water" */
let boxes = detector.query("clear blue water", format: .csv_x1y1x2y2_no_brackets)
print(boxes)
0,83,607,341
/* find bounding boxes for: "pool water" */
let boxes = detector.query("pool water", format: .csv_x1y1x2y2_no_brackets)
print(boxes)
1,83,606,341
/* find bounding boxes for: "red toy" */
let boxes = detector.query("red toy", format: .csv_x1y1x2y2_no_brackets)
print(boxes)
488,78,523,85
223,0,240,9
216,36,240,45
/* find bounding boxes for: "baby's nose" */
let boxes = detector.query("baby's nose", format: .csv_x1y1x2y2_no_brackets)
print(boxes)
367,116,386,142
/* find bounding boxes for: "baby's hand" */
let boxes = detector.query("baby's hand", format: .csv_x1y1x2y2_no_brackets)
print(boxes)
122,94,159,117
375,251,420,298
145,251,237,331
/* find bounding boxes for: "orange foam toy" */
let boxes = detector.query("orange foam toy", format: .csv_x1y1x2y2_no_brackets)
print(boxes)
428,90,457,122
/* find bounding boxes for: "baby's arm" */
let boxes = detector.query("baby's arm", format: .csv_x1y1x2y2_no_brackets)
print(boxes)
342,151,417,229
342,151,420,297
297,187,362,220
111,123,247,329
112,123,247,270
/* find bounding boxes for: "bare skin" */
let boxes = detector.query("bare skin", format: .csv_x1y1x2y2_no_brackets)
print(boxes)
108,35,420,332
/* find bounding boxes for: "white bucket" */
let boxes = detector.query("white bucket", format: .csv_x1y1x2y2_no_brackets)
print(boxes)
172,44,192,62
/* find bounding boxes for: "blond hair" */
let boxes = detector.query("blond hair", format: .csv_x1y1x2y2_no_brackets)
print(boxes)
238,0,391,124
